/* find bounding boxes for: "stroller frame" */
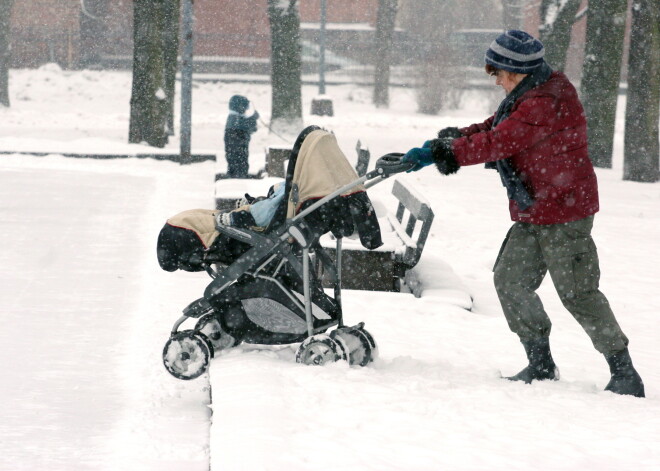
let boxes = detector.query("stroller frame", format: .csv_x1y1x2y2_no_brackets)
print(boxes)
163,153,411,379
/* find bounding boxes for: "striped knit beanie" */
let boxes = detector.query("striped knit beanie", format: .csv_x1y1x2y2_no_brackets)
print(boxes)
485,30,545,74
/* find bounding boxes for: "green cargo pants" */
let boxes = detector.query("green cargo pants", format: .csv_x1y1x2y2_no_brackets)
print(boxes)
493,215,628,356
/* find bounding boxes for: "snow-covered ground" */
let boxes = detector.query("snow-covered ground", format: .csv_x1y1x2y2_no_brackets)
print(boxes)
0,65,658,471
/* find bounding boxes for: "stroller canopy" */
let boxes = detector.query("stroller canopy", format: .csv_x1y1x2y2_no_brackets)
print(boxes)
286,129,364,219
269,127,381,250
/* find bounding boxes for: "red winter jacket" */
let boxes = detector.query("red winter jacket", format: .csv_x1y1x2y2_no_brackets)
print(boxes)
452,71,599,225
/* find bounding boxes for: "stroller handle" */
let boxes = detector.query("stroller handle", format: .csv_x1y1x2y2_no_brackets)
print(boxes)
292,153,414,223
375,153,414,175
364,153,414,186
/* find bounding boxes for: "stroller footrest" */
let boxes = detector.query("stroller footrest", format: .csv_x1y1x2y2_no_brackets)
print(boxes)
183,297,214,318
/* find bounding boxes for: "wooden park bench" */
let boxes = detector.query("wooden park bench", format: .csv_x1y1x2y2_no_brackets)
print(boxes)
317,178,434,297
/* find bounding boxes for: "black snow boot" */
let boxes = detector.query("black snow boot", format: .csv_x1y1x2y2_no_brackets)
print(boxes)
506,337,559,384
604,348,645,398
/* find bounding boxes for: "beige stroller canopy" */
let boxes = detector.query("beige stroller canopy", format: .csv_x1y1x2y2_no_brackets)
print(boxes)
286,130,364,219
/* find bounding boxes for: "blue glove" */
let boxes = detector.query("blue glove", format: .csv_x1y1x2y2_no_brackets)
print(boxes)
403,147,434,172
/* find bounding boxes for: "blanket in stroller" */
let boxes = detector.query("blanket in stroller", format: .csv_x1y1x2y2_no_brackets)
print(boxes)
157,209,250,272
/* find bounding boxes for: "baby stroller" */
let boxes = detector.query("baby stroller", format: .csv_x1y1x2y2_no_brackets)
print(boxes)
157,126,412,380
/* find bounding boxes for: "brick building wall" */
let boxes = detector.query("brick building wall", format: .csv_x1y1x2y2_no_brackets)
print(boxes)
11,0,624,78
11,0,80,68
9,0,378,69
300,0,377,23
193,0,271,57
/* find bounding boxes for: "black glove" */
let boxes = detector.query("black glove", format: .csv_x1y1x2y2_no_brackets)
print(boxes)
437,127,463,140
235,193,255,208
429,138,460,175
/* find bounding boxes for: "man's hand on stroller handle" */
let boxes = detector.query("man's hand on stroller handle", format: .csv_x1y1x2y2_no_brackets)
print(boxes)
402,147,434,172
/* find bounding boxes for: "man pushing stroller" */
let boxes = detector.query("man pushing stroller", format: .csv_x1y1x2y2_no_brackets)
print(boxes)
402,30,644,398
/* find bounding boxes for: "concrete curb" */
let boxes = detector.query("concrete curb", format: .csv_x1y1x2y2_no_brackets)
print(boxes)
0,151,216,164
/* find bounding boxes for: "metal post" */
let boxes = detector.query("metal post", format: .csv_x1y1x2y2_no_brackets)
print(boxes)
318,0,327,95
302,248,314,336
180,0,194,164
335,237,343,327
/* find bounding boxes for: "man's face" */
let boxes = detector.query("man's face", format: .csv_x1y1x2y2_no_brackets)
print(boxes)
491,69,525,94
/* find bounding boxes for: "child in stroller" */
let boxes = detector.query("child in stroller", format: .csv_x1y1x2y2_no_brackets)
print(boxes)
157,126,412,380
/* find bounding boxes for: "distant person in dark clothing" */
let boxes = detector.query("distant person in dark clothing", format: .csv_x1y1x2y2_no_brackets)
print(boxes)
224,95,259,178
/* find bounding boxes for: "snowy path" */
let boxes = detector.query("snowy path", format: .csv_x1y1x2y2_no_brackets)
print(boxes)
0,156,216,470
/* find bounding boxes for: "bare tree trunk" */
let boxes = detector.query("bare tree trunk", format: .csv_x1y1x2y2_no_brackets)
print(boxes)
129,0,168,148
268,0,302,135
538,0,582,71
162,0,180,136
581,0,627,168
623,0,660,182
0,0,14,107
373,0,398,108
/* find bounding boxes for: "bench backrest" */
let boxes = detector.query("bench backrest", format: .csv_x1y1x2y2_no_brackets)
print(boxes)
390,179,434,268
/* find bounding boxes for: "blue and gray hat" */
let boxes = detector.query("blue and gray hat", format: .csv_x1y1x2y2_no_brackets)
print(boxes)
485,30,545,74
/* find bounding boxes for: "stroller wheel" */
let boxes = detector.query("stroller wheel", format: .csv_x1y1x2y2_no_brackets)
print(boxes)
195,313,237,353
162,330,211,380
359,327,379,363
295,334,349,366
333,325,378,367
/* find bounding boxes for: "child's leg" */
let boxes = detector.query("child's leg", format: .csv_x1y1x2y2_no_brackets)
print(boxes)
235,142,249,177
